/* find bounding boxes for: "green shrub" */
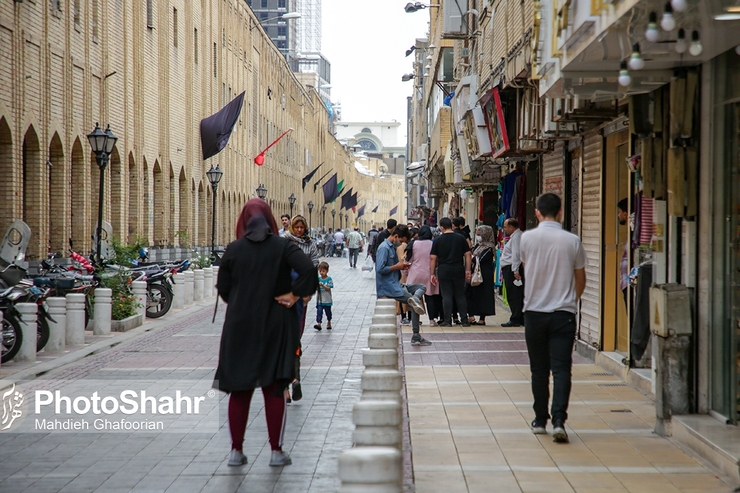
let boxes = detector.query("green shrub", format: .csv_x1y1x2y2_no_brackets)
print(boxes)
191,251,212,269
101,272,140,320
109,236,148,268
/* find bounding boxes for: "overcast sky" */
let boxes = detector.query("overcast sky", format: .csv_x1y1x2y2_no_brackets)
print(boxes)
321,0,429,141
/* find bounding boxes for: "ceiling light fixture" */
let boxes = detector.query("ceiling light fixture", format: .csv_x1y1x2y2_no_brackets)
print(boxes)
689,30,703,56
661,3,676,31
629,43,645,70
618,61,631,87
645,12,660,42
675,28,687,53
671,0,688,12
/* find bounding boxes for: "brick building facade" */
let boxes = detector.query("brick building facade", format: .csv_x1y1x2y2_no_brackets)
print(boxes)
0,0,400,259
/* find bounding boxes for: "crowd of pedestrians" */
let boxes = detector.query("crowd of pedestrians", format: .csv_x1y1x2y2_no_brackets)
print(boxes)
211,192,587,470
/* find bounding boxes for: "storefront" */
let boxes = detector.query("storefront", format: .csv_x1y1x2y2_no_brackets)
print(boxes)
703,49,740,425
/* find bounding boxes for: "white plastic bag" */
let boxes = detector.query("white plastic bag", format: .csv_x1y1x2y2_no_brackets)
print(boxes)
361,256,374,271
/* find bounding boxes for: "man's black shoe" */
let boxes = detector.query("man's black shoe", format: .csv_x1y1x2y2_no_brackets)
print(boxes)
438,322,452,327
501,321,522,328
552,420,568,443
461,323,471,327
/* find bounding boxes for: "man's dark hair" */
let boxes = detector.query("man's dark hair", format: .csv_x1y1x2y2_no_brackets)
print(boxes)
439,217,453,230
507,218,519,229
618,198,628,213
281,214,291,221
393,224,410,241
453,217,465,228
536,193,562,218
387,219,397,230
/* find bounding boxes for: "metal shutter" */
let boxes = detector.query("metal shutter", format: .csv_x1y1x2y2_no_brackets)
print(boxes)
579,131,602,347
542,141,564,196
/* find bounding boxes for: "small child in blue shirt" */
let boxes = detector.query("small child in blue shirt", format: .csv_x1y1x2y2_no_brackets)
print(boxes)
314,261,334,331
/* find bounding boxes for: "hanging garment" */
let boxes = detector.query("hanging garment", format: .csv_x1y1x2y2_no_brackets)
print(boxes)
630,264,653,362
639,195,654,246
501,171,520,219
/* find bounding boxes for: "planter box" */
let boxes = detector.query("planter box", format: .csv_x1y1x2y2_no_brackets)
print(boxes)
111,314,144,332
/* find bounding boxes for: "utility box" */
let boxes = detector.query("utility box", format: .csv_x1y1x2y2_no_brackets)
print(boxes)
650,283,692,337
650,283,692,436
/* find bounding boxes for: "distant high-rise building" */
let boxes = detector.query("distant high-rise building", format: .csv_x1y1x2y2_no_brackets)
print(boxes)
248,0,331,102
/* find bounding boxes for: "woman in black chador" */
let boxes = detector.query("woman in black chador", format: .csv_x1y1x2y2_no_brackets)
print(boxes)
466,224,496,325
214,198,317,468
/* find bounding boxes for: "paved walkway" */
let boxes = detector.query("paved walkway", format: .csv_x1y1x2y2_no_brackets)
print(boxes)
0,255,733,492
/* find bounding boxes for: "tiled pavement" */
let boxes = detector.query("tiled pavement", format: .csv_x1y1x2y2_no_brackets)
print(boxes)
0,255,734,492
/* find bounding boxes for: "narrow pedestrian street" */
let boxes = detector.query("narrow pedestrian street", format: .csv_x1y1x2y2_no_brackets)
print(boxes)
0,256,733,493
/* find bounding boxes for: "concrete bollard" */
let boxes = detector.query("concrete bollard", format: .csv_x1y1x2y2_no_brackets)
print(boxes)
203,267,214,297
212,266,219,296
353,401,403,449
361,370,403,402
66,293,86,345
368,333,399,350
371,313,397,327
184,271,194,305
16,303,38,362
131,281,147,320
362,349,398,370
374,305,397,317
193,269,204,302
369,323,397,336
173,272,185,309
93,288,112,335
338,447,402,493
45,297,67,353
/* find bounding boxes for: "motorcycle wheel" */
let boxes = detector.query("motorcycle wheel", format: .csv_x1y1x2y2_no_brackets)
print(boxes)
1,312,23,364
146,284,173,319
37,316,50,352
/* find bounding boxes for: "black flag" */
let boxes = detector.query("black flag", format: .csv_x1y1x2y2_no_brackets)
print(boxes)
340,188,354,210
357,204,366,217
301,162,324,190
200,91,245,160
389,205,398,216
322,173,339,204
350,192,359,209
314,169,334,193
372,205,379,213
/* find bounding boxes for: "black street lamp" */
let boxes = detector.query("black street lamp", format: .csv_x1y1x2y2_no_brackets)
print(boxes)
206,164,223,260
256,183,268,200
307,201,314,231
345,213,349,228
331,208,336,230
288,193,296,216
339,212,343,230
321,204,327,230
87,123,117,266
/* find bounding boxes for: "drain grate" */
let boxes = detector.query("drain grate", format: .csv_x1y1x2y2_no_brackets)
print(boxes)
590,372,613,377
598,383,628,387
609,409,633,413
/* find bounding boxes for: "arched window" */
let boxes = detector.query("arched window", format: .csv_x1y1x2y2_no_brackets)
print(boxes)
360,127,372,133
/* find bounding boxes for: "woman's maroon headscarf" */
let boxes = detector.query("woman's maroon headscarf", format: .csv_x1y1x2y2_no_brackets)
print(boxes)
235,198,279,241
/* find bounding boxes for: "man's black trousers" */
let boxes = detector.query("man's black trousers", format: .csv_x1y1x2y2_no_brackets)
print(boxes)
502,265,524,325
439,277,468,324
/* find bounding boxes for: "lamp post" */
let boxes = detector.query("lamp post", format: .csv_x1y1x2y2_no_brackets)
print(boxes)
331,208,336,231
321,204,327,231
206,165,223,260
307,201,314,231
288,193,296,216
339,212,343,230
256,184,268,200
345,213,349,228
87,123,118,266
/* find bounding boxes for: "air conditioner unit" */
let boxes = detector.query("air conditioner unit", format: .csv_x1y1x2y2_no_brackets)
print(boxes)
443,0,467,38
417,144,427,161
461,47,469,58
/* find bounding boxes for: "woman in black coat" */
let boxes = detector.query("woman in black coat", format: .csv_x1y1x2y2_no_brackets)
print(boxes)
466,225,496,325
214,199,317,468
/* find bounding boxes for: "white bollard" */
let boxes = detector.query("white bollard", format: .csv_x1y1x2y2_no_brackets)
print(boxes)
374,305,397,316
212,266,220,296
362,349,398,370
203,267,214,297
184,271,194,305
369,323,397,336
173,272,185,309
131,281,147,320
93,288,112,335
353,401,403,449
15,303,38,362
361,370,402,403
193,269,204,302
375,298,396,308
368,333,399,350
45,297,66,353
338,447,402,493
371,314,397,327
66,293,86,345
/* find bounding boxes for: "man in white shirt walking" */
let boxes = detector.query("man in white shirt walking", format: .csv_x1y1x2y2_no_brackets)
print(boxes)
500,218,524,327
333,229,345,257
346,228,364,268
520,193,587,444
